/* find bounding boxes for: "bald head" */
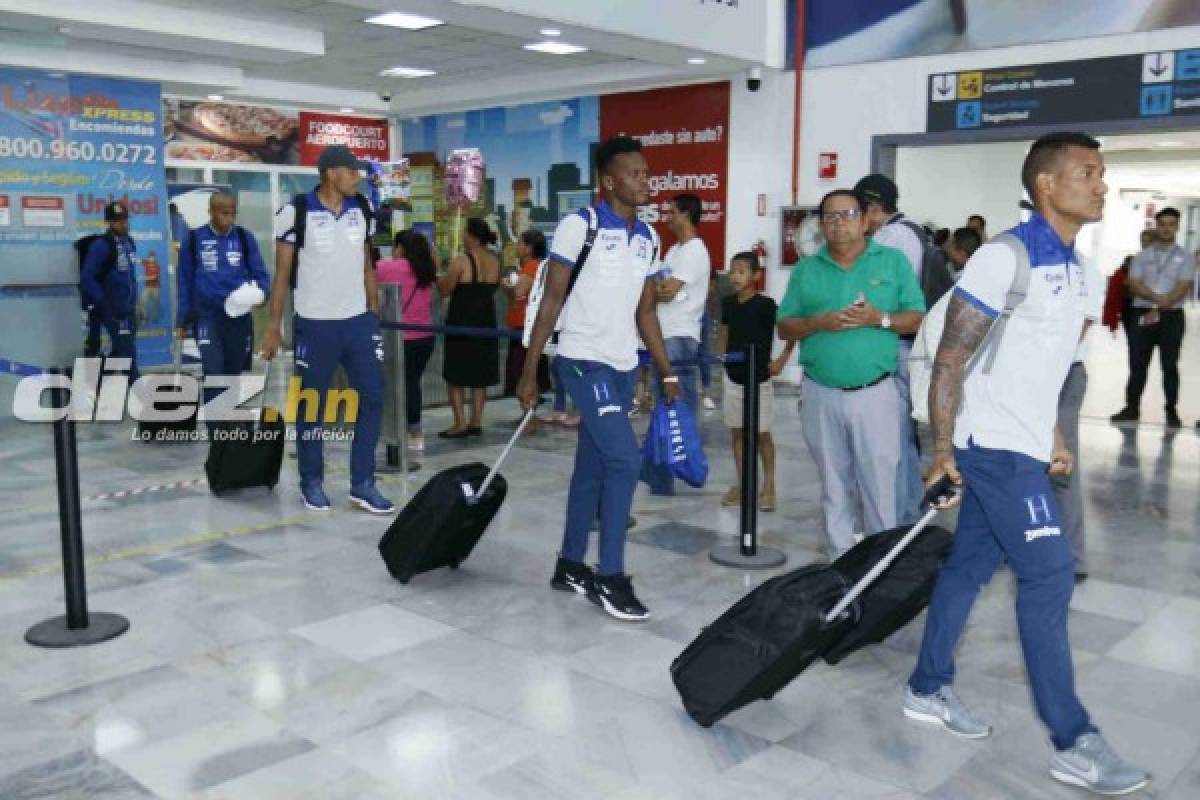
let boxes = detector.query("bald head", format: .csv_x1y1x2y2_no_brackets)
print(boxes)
209,191,236,234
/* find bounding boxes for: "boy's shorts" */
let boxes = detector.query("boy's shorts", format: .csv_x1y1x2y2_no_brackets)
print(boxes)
723,374,774,432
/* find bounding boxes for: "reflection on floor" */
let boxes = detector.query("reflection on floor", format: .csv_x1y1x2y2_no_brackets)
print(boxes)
0,375,1197,798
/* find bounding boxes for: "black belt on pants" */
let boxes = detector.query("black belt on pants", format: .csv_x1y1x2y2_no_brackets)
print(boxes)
841,372,892,392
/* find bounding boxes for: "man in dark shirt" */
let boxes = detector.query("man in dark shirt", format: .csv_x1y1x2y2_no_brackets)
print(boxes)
717,251,794,512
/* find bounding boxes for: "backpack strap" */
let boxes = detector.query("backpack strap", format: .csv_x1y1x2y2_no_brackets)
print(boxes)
564,206,600,298
973,231,1031,375
235,225,252,280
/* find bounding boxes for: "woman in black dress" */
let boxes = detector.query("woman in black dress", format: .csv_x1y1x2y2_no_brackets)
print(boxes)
437,217,500,437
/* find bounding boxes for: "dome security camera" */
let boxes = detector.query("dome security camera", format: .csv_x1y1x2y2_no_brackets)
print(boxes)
747,67,762,92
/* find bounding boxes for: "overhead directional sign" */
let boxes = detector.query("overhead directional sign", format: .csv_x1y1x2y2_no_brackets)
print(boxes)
927,49,1200,132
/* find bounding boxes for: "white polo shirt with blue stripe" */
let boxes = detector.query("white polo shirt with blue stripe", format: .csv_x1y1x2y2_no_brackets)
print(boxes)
951,212,1101,462
274,191,373,321
547,201,659,371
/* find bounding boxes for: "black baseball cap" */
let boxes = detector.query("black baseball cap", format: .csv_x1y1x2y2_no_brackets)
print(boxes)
854,174,899,210
104,201,129,221
317,145,364,171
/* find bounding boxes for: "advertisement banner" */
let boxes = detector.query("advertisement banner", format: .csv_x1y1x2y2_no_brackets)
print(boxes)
599,82,730,270
926,50,1200,132
163,98,389,166
0,68,171,367
297,112,389,166
804,0,1200,69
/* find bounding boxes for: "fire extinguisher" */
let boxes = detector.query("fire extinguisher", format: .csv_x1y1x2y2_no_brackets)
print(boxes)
752,240,768,290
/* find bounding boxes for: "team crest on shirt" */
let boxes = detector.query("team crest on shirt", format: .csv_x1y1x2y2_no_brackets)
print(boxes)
636,239,649,260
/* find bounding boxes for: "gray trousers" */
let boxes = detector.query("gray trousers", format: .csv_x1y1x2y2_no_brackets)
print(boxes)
894,339,924,525
1052,362,1087,568
801,375,902,554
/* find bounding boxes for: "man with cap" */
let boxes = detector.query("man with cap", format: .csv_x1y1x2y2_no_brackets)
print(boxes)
854,173,926,527
261,145,393,515
176,191,270,432
81,201,140,382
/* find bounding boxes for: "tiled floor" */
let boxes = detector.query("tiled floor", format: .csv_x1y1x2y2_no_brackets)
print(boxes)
1,323,1198,798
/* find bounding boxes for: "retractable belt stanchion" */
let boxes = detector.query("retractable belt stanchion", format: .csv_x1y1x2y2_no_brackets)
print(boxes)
378,285,418,474
710,346,786,570
26,369,130,648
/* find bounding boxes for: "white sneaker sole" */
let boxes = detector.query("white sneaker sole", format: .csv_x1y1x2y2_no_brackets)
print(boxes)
902,706,991,739
350,496,394,514
303,499,331,512
1049,768,1148,796
592,592,650,622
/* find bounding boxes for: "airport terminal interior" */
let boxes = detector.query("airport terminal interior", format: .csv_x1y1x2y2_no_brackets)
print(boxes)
1,1,1200,798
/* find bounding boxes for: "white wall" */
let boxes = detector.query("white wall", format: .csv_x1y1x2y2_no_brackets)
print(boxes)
798,24,1200,206
895,140,1029,234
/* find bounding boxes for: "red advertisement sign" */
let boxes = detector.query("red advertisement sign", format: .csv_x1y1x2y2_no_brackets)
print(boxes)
600,81,730,269
297,112,389,166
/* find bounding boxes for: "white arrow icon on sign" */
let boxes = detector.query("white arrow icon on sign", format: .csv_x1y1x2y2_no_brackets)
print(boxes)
931,74,956,102
1143,52,1174,83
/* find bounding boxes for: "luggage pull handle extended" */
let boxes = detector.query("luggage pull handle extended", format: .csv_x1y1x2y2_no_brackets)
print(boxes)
824,477,959,624
465,409,535,505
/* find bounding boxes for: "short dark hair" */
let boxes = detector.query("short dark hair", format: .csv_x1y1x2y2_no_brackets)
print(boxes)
465,217,497,247
967,214,986,228
818,189,866,217
933,228,951,247
952,226,983,257
672,193,702,226
731,250,760,271
1021,132,1101,204
520,228,547,260
1156,207,1181,222
595,136,642,176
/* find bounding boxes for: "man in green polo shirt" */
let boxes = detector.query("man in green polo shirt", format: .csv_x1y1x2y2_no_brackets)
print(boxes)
778,188,925,554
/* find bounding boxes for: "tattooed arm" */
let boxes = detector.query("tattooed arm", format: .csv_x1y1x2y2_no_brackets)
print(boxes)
927,293,994,507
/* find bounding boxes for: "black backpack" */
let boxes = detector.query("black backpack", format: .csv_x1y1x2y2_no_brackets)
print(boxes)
286,192,372,288
897,218,956,310
75,232,116,310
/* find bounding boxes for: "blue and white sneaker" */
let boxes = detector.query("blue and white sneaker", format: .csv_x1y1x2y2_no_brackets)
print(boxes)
903,684,991,739
300,481,332,512
350,482,395,514
1050,733,1150,796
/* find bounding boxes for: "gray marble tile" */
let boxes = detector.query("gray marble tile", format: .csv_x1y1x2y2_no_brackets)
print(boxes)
627,521,723,556
194,748,398,800
291,603,456,662
0,749,154,800
104,712,315,798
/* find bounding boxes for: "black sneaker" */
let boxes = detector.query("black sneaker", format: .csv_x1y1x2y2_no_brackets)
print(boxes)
588,573,650,621
1165,408,1182,429
550,557,594,596
1110,407,1139,423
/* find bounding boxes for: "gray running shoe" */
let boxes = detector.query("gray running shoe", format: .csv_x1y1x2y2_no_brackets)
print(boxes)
1049,732,1150,796
903,685,992,739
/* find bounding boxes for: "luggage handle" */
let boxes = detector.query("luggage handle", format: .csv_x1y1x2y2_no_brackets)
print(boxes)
466,409,534,505
823,477,959,623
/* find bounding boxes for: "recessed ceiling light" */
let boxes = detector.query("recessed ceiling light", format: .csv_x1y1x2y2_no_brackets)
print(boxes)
365,11,444,30
207,94,224,101
379,66,437,78
1155,140,1186,147
539,27,561,37
687,57,707,65
523,41,588,55
340,107,355,113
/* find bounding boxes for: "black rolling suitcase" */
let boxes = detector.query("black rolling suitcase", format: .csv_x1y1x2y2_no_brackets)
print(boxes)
671,478,957,728
205,361,285,495
822,522,954,665
379,411,531,583
136,344,198,441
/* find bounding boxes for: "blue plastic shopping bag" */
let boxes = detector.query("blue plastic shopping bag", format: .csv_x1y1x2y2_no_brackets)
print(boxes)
640,400,708,493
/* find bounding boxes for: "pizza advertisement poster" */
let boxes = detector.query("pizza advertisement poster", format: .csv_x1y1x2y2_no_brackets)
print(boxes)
297,112,389,167
163,97,299,164
599,81,731,268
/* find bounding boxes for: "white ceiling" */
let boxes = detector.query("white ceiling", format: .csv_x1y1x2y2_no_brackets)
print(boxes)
0,0,753,115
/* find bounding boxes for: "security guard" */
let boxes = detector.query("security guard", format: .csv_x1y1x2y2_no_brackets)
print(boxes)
81,201,140,382
176,191,270,427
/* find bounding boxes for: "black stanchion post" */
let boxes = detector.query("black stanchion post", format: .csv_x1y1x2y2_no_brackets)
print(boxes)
26,371,129,648
710,348,786,570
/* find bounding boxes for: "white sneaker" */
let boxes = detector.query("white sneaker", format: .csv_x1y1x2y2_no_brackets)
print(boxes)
1049,733,1150,796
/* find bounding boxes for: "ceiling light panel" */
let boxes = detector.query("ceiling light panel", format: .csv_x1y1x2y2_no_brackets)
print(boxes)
379,66,437,78
365,12,444,31
523,41,588,55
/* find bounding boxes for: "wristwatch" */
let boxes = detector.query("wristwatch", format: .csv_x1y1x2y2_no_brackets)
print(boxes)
880,312,892,330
